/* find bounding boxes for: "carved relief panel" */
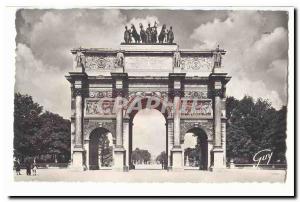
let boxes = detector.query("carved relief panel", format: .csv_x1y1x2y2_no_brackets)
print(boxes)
85,54,117,70
180,56,213,72
85,99,115,116
180,99,213,117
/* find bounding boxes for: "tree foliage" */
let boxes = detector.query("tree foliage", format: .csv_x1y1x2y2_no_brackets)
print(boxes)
14,93,70,163
156,151,167,163
131,148,151,164
226,96,287,164
98,134,113,166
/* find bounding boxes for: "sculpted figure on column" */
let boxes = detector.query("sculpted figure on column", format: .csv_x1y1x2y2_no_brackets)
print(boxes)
75,51,85,68
116,51,124,68
174,48,181,68
213,45,222,68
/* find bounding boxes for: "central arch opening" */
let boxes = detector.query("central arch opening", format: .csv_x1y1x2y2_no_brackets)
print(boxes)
129,108,167,170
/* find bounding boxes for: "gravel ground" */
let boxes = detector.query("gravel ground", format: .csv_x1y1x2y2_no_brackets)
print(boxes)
14,168,286,183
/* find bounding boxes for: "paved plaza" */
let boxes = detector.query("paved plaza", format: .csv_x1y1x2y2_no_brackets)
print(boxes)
14,168,286,183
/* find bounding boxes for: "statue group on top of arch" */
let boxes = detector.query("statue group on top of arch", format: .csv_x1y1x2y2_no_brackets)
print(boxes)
124,22,174,44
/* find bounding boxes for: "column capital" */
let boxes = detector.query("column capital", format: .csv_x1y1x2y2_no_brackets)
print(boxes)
169,73,185,98
73,88,84,96
213,88,223,98
209,73,231,98
113,89,126,97
72,88,89,98
172,89,183,97
111,73,128,98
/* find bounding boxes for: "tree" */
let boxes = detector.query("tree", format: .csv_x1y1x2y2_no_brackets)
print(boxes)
131,148,151,164
34,111,70,163
226,96,287,164
14,93,43,161
99,134,113,166
156,151,167,163
14,93,71,163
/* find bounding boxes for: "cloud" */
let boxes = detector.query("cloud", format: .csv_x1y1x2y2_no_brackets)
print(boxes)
15,10,164,118
15,9,130,118
15,43,70,118
19,9,127,70
190,11,288,108
227,77,283,109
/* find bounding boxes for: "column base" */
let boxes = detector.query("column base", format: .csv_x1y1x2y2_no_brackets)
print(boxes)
113,147,128,171
210,147,226,171
171,147,183,170
170,167,184,172
70,148,86,171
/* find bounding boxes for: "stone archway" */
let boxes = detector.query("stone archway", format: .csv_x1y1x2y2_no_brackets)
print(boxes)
89,127,114,170
183,127,208,170
126,97,169,170
66,43,231,171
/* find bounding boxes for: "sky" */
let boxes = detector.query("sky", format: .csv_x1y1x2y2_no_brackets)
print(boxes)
14,9,289,155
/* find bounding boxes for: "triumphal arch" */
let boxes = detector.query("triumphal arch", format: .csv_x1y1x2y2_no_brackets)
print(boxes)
66,27,231,171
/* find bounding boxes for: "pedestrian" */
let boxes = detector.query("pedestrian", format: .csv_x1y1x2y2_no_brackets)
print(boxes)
26,161,31,176
32,162,37,176
15,159,21,175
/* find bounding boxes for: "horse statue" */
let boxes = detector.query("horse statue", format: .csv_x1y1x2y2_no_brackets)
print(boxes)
131,24,140,43
139,23,147,43
158,24,167,43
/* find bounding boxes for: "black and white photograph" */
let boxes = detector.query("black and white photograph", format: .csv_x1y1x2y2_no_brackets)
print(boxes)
1,3,295,197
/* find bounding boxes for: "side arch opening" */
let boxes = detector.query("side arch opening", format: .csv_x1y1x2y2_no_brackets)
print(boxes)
183,127,208,170
89,127,114,170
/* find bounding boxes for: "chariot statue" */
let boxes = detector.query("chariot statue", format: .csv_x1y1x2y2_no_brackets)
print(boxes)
122,22,175,44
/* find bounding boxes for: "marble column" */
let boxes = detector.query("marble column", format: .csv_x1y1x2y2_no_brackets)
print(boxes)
169,73,185,171
167,119,173,168
222,121,226,166
173,95,181,147
212,81,226,170
116,96,123,147
75,92,83,147
111,72,128,171
72,89,85,170
207,141,213,168
214,95,222,147
123,118,130,168
171,92,183,170
113,95,126,171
